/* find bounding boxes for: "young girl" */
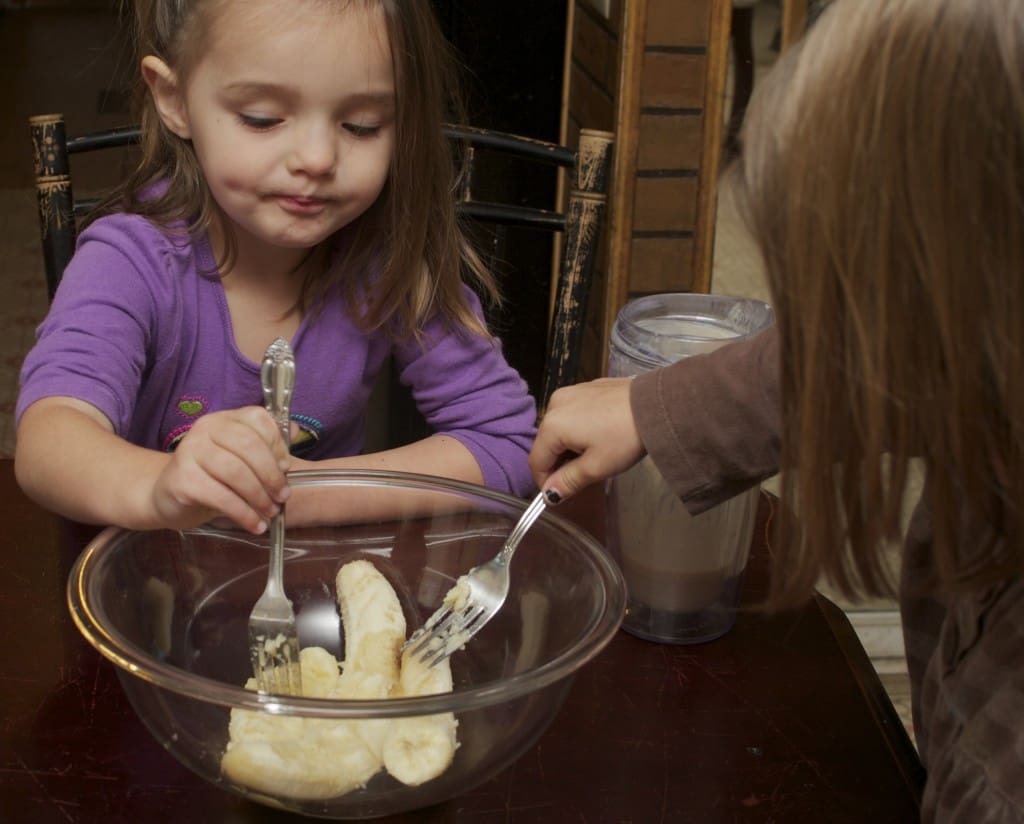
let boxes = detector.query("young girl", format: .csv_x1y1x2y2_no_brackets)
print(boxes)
15,0,537,535
532,0,1024,818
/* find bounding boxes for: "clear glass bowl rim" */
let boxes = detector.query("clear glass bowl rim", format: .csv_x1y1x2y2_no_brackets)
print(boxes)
67,468,627,719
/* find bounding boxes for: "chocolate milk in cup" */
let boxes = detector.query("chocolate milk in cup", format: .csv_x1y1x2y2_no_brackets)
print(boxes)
607,293,774,644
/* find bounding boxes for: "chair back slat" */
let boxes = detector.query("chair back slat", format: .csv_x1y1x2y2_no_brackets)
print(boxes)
30,114,75,301
542,129,614,404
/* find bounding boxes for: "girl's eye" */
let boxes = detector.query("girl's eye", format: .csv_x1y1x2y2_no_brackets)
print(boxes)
238,114,282,131
343,122,381,138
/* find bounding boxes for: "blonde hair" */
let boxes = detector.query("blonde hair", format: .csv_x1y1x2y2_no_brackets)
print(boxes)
93,0,496,338
737,0,1024,606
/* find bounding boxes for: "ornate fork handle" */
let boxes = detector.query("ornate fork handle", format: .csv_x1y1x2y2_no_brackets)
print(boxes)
261,337,295,444
496,492,547,566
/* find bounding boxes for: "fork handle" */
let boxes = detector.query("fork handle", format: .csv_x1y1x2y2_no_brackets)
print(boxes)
261,337,296,443
266,511,286,593
497,492,547,565
261,338,294,594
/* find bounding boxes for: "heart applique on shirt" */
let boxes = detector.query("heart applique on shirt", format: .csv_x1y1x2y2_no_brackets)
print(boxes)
176,395,206,418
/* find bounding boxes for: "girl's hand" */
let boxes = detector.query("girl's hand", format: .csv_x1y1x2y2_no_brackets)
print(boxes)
529,378,646,502
149,407,291,533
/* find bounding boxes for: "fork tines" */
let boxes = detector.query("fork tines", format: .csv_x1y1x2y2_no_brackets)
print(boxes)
249,628,303,695
404,603,487,668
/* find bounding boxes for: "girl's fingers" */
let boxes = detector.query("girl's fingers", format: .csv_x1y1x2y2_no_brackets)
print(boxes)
540,452,593,504
531,378,644,503
166,410,291,528
185,473,271,535
193,410,291,502
234,406,293,471
152,458,269,535
528,428,570,480
151,406,295,534
196,445,284,520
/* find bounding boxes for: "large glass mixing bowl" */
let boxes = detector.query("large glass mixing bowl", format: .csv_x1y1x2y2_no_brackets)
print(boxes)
67,470,625,819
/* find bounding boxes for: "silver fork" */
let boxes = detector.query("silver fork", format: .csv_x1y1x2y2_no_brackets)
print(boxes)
403,491,548,668
247,337,303,696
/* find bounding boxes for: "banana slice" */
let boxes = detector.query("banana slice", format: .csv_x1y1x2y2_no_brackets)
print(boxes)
383,645,458,786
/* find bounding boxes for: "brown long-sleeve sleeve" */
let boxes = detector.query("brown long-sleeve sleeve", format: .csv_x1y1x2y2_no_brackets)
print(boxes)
629,325,781,515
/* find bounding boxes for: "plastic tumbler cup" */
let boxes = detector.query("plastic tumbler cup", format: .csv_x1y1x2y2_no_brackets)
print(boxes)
607,293,775,644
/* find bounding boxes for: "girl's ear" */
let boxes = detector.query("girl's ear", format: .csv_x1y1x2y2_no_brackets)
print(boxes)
141,55,191,139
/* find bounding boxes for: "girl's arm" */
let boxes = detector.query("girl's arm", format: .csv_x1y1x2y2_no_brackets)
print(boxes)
283,286,536,526
16,396,290,533
530,326,781,508
284,434,483,525
346,288,536,485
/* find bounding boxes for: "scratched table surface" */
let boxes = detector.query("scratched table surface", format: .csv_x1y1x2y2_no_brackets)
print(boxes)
0,459,923,823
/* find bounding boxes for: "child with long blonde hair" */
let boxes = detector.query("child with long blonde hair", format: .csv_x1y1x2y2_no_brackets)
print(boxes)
531,0,1024,817
16,0,537,533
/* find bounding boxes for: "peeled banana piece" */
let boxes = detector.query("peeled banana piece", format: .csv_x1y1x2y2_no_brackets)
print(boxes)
335,560,406,761
383,644,458,786
336,560,405,694
220,559,459,800
220,646,382,799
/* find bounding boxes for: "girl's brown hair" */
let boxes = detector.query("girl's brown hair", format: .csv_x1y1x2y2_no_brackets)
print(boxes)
737,0,1024,606
98,0,496,338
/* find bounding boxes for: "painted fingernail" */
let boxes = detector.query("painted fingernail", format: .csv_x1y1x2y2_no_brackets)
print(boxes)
544,488,562,505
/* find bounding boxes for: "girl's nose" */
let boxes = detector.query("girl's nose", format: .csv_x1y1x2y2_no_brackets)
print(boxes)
287,124,337,177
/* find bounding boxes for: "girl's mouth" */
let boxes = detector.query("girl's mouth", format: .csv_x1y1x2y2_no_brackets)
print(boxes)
276,194,329,214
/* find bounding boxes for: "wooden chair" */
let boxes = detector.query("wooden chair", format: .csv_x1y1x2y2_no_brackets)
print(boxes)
29,114,613,419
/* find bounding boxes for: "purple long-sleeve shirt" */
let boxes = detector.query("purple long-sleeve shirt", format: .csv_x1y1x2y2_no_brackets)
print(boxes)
17,212,537,496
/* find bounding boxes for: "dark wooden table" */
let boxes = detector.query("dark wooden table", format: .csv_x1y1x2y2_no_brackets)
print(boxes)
0,459,924,823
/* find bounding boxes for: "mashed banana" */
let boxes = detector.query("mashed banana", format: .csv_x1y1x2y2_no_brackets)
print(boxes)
221,560,458,800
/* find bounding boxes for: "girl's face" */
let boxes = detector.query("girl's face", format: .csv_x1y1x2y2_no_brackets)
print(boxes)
149,0,396,258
